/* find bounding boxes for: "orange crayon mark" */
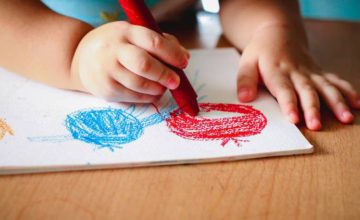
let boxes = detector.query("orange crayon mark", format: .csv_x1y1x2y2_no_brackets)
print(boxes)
100,10,120,22
0,118,14,140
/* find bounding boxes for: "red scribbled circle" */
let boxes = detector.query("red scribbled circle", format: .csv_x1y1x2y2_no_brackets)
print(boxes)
166,103,267,146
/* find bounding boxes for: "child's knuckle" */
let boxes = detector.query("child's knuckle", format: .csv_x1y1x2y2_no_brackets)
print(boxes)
300,82,314,92
279,61,291,71
333,99,345,107
133,79,149,89
238,74,254,82
325,73,338,79
277,82,292,92
309,89,318,98
321,80,333,88
150,34,164,50
165,33,176,41
157,68,170,83
133,93,147,101
308,105,319,113
114,21,130,31
341,80,353,90
138,57,152,72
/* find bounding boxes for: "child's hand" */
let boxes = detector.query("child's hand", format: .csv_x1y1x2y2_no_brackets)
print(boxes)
71,21,189,103
236,23,360,130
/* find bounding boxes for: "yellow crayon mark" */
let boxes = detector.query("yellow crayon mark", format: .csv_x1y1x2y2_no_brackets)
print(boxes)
100,11,120,23
0,118,14,140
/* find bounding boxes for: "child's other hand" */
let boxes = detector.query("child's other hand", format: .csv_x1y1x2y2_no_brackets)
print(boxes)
236,23,360,130
71,21,189,103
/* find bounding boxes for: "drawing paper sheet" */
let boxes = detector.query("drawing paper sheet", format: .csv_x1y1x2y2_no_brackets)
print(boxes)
0,48,312,174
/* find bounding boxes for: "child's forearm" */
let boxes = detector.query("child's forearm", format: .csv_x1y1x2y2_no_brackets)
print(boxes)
219,0,307,50
0,0,92,91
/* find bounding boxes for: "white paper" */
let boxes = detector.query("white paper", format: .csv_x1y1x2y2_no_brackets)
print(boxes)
0,48,312,174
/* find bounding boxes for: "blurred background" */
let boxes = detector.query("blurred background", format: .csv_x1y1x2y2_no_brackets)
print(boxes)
299,0,360,21
200,0,360,21
42,0,360,28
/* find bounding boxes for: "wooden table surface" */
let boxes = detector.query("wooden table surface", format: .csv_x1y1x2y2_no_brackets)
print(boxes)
1,12,359,220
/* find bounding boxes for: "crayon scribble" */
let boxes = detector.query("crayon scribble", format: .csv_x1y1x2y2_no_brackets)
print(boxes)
100,10,120,22
27,70,268,150
166,103,267,147
64,104,175,151
28,135,74,143
0,118,14,141
27,102,176,151
66,108,142,150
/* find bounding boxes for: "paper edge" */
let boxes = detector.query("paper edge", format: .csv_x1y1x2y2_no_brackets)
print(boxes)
0,144,313,175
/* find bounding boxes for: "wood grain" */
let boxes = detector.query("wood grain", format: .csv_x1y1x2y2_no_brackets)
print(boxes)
1,13,359,220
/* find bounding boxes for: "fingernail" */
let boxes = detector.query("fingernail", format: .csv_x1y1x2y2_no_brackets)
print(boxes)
341,111,353,122
238,88,250,100
287,112,298,124
167,77,180,89
180,56,188,68
181,46,190,58
309,117,321,130
184,50,190,59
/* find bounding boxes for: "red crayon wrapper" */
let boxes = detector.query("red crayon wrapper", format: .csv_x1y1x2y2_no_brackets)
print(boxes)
118,0,199,116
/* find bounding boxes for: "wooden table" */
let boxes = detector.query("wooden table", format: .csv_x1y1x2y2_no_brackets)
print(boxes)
1,12,359,220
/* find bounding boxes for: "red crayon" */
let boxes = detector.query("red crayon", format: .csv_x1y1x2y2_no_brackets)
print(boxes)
118,0,199,116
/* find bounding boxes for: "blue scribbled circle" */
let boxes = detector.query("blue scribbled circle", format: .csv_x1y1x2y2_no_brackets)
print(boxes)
65,108,144,149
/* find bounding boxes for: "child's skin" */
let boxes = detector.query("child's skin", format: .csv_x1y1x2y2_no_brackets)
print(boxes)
0,0,359,130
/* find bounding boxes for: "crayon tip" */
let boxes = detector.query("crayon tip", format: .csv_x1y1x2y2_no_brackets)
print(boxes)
182,101,200,116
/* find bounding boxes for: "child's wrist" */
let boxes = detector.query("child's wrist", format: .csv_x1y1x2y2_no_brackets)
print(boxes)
252,20,309,49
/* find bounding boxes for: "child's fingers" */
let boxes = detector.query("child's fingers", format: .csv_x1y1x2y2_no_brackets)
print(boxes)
290,72,321,130
110,63,166,96
162,33,180,44
126,26,188,68
310,74,354,123
263,71,299,124
323,73,360,109
117,44,180,90
98,78,161,103
163,33,190,59
236,59,259,102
